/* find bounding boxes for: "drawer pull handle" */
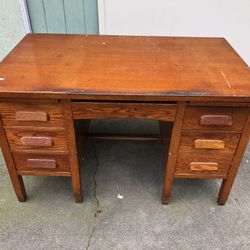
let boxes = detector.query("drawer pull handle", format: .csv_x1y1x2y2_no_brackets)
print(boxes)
200,115,232,126
27,159,56,169
21,136,52,147
190,162,219,171
15,111,48,122
194,139,225,149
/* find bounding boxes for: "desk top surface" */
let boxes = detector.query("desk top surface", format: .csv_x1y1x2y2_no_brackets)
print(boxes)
0,34,249,102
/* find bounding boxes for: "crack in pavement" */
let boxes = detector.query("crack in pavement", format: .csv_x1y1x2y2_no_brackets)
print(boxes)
92,142,101,217
86,225,96,250
86,142,101,250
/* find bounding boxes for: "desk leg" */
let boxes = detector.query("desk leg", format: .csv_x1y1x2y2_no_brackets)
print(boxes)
159,121,172,165
0,119,26,202
63,100,82,203
162,102,186,204
218,114,250,205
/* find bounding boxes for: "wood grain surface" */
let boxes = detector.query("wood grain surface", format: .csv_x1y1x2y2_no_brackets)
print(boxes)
5,126,67,152
190,162,219,171
20,136,52,147
200,115,233,126
0,101,64,127
72,102,177,121
194,139,225,149
175,152,231,178
178,133,240,157
183,106,249,132
13,153,70,172
0,34,250,101
62,99,82,203
26,159,56,169
217,113,250,205
15,111,48,122
162,102,186,204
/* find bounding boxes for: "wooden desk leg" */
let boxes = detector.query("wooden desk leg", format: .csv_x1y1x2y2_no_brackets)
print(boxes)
0,118,27,202
217,114,250,205
159,121,172,164
162,102,186,204
63,100,82,203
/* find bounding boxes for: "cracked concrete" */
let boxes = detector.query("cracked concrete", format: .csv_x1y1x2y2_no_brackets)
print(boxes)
1,119,250,249
86,142,101,250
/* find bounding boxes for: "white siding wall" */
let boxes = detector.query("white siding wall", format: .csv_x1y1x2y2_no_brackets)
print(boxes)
98,0,250,66
0,0,26,61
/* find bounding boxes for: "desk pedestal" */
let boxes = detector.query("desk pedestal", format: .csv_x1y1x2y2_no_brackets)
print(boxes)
0,100,249,205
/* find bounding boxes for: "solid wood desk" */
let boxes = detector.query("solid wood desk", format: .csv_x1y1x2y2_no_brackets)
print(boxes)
0,34,250,205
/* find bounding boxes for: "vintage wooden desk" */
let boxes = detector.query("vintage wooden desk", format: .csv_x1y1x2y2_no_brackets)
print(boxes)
0,34,249,205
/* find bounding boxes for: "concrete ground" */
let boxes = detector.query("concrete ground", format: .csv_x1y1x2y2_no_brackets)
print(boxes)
0,120,250,250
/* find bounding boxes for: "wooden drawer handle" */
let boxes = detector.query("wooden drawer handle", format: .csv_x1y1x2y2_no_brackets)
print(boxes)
194,139,225,149
21,136,53,147
15,111,48,122
27,159,56,169
190,162,219,171
200,115,232,126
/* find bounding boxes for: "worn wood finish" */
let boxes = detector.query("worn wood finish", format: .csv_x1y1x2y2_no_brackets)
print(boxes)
13,153,70,172
5,126,67,152
72,102,177,121
0,118,26,201
189,102,250,107
175,153,231,177
20,136,52,147
74,119,90,167
0,35,250,205
175,173,227,179
17,170,71,177
217,113,250,205
62,100,82,203
190,162,219,171
183,107,249,132
200,115,233,126
16,111,48,122
162,102,186,204
26,159,56,169
194,139,225,149
179,133,240,156
159,121,172,164
75,120,90,164
1,34,250,102
0,101,64,127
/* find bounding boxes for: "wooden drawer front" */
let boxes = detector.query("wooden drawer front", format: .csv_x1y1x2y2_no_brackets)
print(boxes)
179,133,240,159
183,107,249,132
13,153,70,172
0,102,64,127
5,127,67,152
72,102,177,121
175,153,231,177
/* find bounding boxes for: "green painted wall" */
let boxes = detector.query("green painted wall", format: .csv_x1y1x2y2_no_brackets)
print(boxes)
0,0,26,61
0,0,99,62
27,0,99,34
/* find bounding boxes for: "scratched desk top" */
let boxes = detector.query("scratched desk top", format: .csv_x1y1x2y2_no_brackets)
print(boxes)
0,34,249,102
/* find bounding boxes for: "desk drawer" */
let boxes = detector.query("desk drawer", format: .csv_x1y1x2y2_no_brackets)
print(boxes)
5,127,67,152
182,107,249,132
178,133,240,159
175,153,231,178
0,101,64,127
13,153,70,172
72,102,177,121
